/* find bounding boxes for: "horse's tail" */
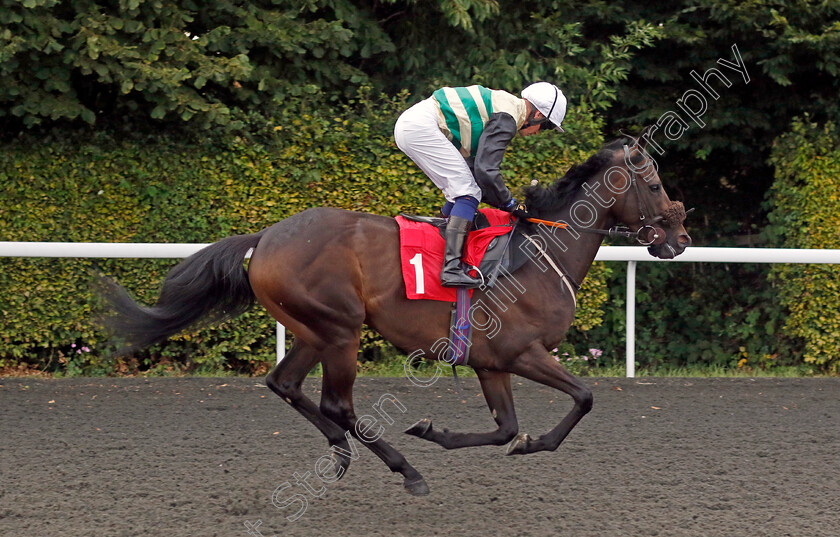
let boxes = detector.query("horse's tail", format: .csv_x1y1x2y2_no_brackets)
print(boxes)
99,230,267,355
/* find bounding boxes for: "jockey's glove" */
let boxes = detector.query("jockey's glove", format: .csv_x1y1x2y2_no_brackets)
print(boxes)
512,208,535,220
501,198,518,212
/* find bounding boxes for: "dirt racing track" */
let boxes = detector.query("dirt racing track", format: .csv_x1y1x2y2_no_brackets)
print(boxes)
1,376,837,537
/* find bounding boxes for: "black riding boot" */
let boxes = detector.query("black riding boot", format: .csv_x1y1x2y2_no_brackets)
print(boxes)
440,215,481,288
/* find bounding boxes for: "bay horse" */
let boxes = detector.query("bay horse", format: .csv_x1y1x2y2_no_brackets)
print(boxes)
101,131,691,496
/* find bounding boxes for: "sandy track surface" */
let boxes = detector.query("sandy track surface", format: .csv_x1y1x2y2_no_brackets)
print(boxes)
1,376,837,537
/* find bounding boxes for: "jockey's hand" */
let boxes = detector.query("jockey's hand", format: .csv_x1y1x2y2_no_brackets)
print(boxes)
512,207,535,220
501,198,518,212
502,198,534,220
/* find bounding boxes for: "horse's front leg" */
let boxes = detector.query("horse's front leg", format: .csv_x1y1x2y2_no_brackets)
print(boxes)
405,369,519,449
504,343,593,455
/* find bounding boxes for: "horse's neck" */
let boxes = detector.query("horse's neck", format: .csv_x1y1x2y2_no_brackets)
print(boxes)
543,199,614,287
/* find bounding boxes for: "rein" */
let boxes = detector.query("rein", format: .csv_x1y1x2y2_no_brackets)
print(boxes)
523,216,669,247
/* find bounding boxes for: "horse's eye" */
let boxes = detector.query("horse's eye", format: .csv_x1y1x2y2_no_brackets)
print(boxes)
649,184,661,193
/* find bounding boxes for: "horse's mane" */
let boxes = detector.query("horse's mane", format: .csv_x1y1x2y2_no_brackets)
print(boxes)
523,137,630,216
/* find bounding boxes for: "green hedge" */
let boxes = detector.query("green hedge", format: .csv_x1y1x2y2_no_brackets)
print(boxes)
766,118,840,373
0,93,609,375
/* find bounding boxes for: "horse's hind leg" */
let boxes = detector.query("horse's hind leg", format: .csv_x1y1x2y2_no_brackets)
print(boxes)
504,343,593,455
265,340,355,477
405,369,520,449
319,345,430,496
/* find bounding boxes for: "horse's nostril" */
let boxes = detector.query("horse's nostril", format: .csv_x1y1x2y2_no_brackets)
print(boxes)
678,233,692,246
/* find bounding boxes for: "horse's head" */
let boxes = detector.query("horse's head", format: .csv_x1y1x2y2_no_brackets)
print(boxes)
523,130,691,259
603,130,692,259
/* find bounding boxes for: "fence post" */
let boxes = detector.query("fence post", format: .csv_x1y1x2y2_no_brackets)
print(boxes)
626,261,636,378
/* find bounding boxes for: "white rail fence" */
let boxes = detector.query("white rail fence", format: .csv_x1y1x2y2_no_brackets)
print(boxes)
2,242,840,377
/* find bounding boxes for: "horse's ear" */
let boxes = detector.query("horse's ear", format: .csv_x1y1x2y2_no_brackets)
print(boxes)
637,126,651,150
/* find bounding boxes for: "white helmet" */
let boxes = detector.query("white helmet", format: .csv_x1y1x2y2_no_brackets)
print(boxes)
521,82,567,132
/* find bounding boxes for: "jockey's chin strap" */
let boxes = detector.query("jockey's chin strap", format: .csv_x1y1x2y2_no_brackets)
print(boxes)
520,106,549,132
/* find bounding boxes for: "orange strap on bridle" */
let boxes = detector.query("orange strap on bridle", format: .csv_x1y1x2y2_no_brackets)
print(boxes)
525,217,567,229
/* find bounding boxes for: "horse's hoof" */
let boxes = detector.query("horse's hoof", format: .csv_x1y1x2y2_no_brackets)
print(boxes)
404,418,433,438
404,476,430,496
505,433,532,456
329,451,351,480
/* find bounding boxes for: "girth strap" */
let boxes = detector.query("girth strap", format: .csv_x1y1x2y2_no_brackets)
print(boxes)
523,235,577,309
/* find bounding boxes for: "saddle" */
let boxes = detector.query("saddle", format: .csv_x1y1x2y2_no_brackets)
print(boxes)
397,209,538,302
396,209,545,368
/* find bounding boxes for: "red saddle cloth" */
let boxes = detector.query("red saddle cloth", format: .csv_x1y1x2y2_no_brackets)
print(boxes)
395,209,514,302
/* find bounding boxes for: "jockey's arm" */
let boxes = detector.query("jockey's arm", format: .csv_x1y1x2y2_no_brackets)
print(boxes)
473,112,517,209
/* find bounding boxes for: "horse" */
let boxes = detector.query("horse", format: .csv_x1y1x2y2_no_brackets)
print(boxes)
100,130,691,496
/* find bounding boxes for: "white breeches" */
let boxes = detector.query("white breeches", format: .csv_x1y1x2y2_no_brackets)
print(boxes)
394,98,482,202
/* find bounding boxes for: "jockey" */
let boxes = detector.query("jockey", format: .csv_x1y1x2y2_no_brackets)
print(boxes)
394,82,567,287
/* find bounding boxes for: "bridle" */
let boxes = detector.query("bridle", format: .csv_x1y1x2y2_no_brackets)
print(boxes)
525,144,690,246
621,143,687,246
517,140,691,298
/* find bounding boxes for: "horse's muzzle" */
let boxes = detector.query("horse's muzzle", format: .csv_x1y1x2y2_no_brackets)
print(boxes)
648,232,691,259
